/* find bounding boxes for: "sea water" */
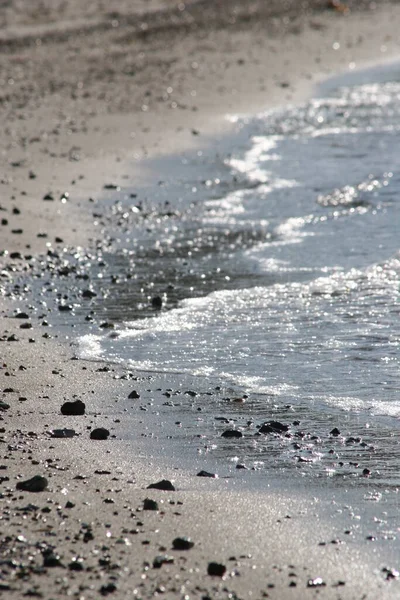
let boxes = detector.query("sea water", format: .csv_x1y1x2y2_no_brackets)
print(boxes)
79,62,400,489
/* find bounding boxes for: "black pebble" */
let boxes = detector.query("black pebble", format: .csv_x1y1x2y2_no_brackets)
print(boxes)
128,390,140,399
147,479,175,491
82,289,97,299
172,537,194,550
100,582,117,595
153,555,174,569
330,427,341,436
90,427,110,440
221,430,242,439
61,399,86,415
207,562,226,577
16,474,48,492
69,560,84,571
259,421,289,434
197,470,218,478
42,549,63,568
151,295,163,309
143,498,159,511
58,303,73,312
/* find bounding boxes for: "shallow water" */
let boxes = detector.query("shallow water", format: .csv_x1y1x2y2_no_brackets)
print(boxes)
79,62,400,495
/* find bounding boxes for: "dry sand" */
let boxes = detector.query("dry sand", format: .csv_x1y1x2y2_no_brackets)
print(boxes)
2,1,400,598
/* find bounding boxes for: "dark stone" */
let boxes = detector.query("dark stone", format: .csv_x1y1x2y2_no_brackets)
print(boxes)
82,289,97,299
43,193,54,201
197,470,218,478
147,479,175,491
68,559,84,571
362,468,371,476
151,296,163,309
51,429,77,438
16,475,48,492
61,399,85,416
128,390,140,399
221,430,242,439
330,427,341,436
346,436,361,445
153,555,174,568
207,562,226,577
172,537,194,550
90,428,110,440
42,549,63,568
143,498,159,511
259,421,289,434
100,582,117,595
58,303,73,312
382,567,400,580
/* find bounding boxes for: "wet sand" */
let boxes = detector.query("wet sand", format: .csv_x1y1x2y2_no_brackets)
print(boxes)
2,1,400,597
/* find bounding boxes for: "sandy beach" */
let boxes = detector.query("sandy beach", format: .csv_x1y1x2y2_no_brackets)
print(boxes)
2,1,400,598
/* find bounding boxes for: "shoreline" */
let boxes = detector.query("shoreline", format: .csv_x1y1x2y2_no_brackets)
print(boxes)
2,1,400,597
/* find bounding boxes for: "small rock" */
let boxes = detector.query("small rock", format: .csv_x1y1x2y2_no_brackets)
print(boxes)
43,192,54,201
100,582,118,595
147,479,175,491
259,421,289,434
382,567,400,580
50,428,77,438
221,430,242,439
153,555,174,568
42,549,63,568
61,399,86,415
151,296,163,309
330,427,341,436
68,558,84,571
207,562,226,577
58,303,73,312
172,537,194,550
16,475,48,492
143,498,159,511
90,427,110,440
197,470,218,478
82,289,97,299
128,390,140,399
